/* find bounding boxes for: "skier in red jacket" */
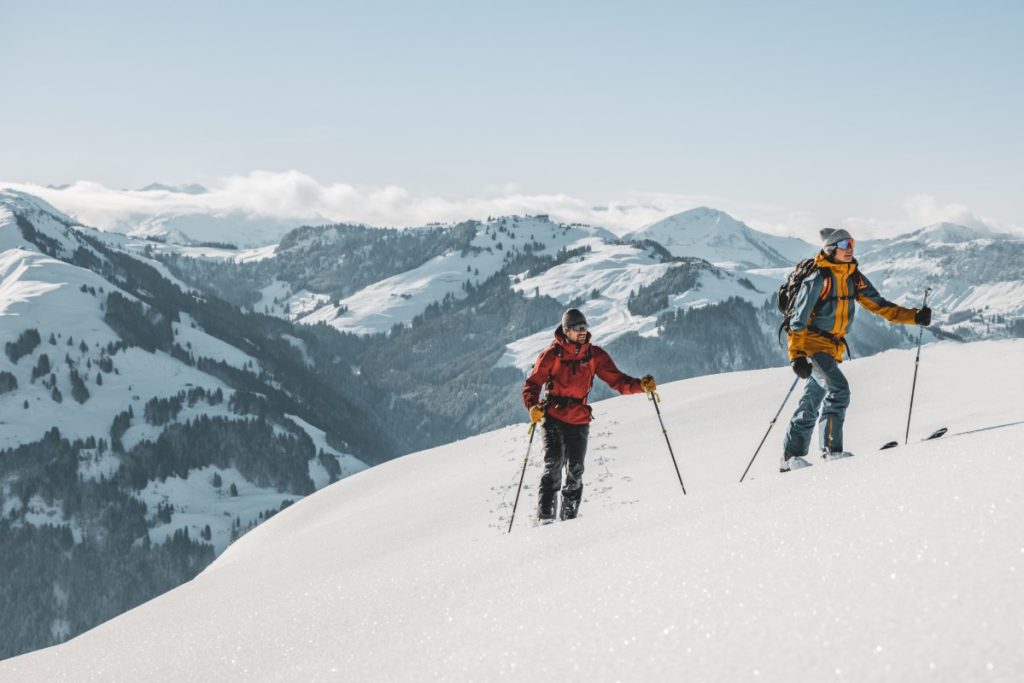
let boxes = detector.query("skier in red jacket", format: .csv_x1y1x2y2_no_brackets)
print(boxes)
522,308,656,522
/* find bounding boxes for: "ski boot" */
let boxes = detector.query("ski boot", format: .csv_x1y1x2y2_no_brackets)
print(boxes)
779,453,813,472
559,496,580,521
821,449,855,461
537,496,557,525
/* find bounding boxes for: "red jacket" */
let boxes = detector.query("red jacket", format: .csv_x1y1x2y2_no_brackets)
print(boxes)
522,326,643,425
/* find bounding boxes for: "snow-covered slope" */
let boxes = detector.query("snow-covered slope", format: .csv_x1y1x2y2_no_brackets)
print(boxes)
298,216,616,335
0,190,368,550
627,207,816,268
501,239,777,368
5,339,1021,681
857,222,1024,333
124,210,305,248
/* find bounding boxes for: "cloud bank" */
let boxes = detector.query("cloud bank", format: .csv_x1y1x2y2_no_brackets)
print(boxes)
2,171,1017,246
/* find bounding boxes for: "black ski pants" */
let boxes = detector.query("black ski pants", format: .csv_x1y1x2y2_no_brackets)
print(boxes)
539,416,589,510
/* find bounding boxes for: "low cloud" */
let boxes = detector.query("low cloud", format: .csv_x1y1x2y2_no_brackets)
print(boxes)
2,172,1017,243
1,171,718,236
901,194,1001,232
838,194,1017,240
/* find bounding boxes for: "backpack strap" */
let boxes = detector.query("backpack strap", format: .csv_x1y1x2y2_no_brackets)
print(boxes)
546,343,595,396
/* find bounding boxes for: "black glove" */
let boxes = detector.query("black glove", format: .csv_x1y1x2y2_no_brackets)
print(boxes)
792,356,812,379
915,306,932,326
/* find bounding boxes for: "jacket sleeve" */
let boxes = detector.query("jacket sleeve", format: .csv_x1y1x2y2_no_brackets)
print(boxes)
592,348,643,395
855,273,917,324
787,272,825,358
522,346,556,409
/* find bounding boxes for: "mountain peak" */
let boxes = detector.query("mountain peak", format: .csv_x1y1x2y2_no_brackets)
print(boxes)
868,221,999,247
628,207,814,268
660,206,740,226
913,222,992,243
0,189,79,229
137,182,208,195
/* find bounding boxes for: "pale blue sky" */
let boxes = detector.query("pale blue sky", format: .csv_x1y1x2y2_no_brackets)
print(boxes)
3,0,1022,231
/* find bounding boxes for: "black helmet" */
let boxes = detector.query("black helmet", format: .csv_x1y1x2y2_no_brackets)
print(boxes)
561,308,588,333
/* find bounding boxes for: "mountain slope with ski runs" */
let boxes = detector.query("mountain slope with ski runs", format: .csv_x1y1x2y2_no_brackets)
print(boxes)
3,338,1022,682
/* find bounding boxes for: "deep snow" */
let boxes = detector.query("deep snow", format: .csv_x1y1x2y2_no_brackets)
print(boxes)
2,340,1022,682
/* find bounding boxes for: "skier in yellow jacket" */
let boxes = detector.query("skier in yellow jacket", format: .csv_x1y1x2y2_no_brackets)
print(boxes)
781,228,932,472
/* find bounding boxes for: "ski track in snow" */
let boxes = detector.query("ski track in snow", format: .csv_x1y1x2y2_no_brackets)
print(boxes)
3,339,1023,682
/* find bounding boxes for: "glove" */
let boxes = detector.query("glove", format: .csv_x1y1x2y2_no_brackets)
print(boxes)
529,403,545,424
639,374,656,394
915,306,932,326
792,356,812,379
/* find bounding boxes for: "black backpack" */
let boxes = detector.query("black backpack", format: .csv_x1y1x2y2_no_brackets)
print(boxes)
777,258,820,334
776,257,836,348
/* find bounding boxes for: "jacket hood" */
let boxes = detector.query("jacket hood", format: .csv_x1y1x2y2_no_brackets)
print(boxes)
815,251,859,275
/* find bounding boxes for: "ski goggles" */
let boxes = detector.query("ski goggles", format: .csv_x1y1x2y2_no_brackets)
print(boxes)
835,238,855,250
567,323,588,332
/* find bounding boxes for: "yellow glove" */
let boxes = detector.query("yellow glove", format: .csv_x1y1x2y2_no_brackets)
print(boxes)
529,403,545,424
640,374,656,394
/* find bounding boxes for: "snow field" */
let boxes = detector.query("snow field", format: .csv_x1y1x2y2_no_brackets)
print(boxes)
3,339,1022,681
298,217,612,335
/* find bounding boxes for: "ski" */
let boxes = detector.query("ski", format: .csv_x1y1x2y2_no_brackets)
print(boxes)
951,419,1024,437
880,420,1024,450
880,427,947,450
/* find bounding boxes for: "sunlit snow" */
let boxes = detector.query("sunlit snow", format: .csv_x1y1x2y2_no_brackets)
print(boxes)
4,340,1021,681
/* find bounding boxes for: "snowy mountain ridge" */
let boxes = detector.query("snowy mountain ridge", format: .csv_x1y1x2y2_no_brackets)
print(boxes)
856,222,1024,334
4,339,1021,681
0,188,369,531
170,205,1021,375
626,206,817,269
0,190,424,658
136,183,209,195
898,221,996,244
295,215,618,336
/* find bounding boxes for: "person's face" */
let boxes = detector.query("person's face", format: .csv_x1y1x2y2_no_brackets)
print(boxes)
833,237,855,262
565,324,587,343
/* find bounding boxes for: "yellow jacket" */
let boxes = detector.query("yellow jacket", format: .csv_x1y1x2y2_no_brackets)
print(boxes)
788,253,919,362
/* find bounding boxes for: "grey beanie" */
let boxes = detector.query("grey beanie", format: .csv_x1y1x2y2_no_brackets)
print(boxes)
561,308,588,332
820,227,854,253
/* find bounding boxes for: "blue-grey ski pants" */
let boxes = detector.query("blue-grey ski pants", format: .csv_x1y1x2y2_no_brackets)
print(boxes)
783,352,851,456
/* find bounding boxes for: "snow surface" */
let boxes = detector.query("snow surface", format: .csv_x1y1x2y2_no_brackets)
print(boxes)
4,339,1022,681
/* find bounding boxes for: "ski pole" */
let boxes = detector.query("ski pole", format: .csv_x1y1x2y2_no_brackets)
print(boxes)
904,288,933,445
507,421,538,534
647,390,686,495
739,376,799,483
